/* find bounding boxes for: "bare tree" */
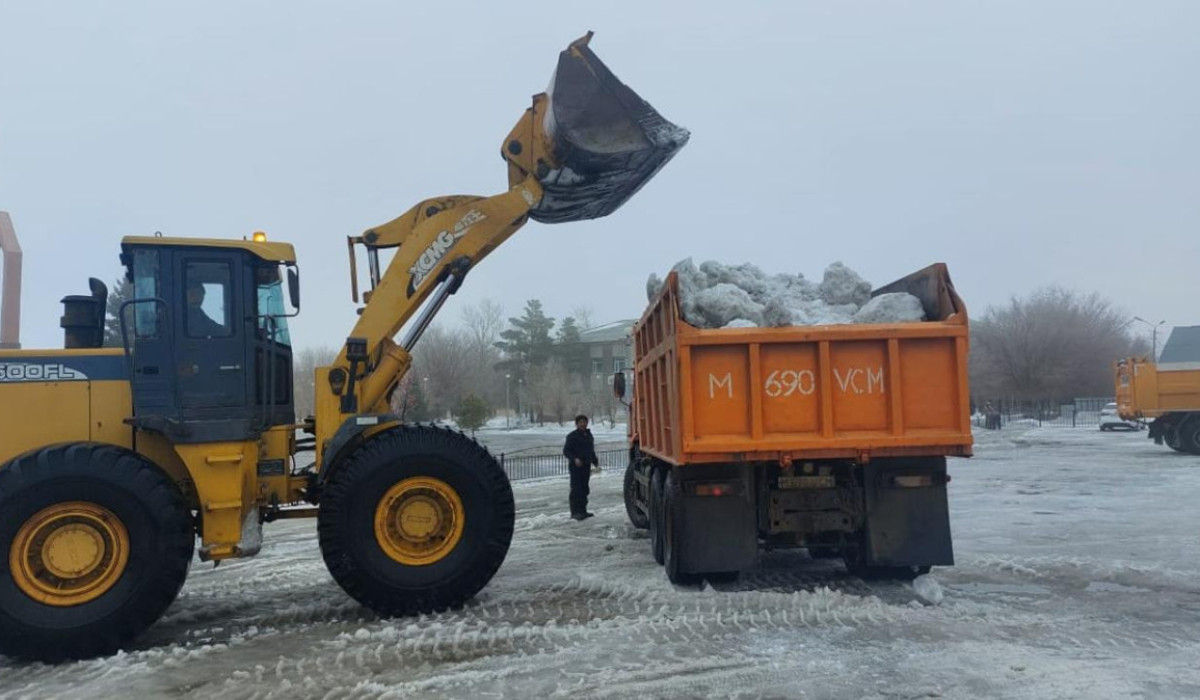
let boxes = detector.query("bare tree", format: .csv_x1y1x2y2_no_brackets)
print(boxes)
462,299,504,355
582,374,621,428
410,324,474,419
526,357,579,424
970,287,1147,401
571,304,596,331
459,300,506,407
390,372,432,421
293,345,338,418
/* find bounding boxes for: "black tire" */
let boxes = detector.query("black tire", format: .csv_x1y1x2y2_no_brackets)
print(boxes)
318,425,515,616
624,460,649,530
841,536,931,581
808,547,843,559
663,471,699,585
1165,424,1186,453
705,571,740,584
1177,415,1200,455
0,443,194,662
648,468,666,565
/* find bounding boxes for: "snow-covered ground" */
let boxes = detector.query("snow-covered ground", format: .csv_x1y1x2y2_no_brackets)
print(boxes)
3,428,1199,698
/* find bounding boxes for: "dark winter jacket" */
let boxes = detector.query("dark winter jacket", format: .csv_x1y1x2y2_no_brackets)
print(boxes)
563,428,598,467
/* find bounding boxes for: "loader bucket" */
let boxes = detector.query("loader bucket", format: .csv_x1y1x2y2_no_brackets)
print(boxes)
531,34,689,223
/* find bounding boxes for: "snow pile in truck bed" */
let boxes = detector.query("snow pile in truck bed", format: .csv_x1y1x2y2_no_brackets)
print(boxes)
647,259,927,329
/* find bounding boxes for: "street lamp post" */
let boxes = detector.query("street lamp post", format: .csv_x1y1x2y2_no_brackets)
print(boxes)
1132,317,1166,361
505,374,511,429
421,376,430,420
518,378,524,422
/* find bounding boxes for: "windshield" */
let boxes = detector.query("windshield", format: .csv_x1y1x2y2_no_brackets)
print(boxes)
256,266,292,346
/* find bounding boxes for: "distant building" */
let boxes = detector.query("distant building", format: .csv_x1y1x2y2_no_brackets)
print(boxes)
578,319,636,386
1159,326,1200,369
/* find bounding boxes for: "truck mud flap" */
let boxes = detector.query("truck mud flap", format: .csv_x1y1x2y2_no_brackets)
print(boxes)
862,458,953,567
678,464,758,574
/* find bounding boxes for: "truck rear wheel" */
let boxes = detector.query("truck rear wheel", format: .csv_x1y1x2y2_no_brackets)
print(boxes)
0,443,195,662
624,459,649,530
318,425,515,616
1165,423,1186,453
648,468,667,565
1177,415,1200,455
663,471,699,585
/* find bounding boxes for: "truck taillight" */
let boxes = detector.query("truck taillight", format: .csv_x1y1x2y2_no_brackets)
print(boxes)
892,475,939,488
691,482,739,497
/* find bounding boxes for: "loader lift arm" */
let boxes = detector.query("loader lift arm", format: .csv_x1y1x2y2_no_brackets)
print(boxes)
313,33,688,471
334,178,542,423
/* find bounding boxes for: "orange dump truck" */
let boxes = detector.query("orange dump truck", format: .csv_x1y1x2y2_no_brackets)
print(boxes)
1116,325,1200,454
617,263,972,583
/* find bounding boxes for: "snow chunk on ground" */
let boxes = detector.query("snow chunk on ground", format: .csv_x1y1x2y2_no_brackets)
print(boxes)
853,293,926,324
723,318,758,328
912,574,944,606
818,262,873,307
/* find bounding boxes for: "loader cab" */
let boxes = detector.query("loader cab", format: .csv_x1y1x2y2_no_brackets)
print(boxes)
118,236,299,443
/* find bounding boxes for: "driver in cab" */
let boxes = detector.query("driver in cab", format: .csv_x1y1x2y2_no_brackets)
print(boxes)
186,281,227,337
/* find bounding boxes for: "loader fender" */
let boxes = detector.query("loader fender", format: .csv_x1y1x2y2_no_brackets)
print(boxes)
318,414,402,487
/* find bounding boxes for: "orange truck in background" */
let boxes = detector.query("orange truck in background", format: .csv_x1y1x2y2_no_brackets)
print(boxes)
617,263,972,583
1116,326,1200,454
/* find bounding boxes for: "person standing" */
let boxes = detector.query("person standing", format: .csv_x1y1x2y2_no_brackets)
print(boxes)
563,414,598,520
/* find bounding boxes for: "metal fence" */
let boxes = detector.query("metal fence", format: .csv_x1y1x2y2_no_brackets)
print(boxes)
499,447,628,481
497,399,1123,478
972,397,1129,430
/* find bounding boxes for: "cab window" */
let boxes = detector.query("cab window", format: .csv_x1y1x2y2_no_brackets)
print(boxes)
184,261,233,338
132,249,160,339
255,265,292,346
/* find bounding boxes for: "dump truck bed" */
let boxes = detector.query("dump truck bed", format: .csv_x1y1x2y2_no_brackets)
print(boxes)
1117,359,1200,419
632,263,972,465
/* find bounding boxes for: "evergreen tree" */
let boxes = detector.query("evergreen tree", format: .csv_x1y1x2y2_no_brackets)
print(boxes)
556,317,581,344
454,394,490,434
494,299,555,380
554,316,586,377
103,277,134,347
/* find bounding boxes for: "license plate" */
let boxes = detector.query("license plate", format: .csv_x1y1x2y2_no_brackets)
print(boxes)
778,475,835,489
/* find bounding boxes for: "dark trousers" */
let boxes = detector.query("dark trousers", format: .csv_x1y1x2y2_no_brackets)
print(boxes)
569,463,591,514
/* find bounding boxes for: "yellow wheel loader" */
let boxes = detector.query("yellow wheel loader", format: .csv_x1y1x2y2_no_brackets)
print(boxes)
0,33,687,662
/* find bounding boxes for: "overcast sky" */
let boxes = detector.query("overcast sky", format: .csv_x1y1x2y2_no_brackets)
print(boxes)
2,1,1196,351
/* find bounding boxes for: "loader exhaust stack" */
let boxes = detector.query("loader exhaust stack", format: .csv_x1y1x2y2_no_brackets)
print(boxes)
0,211,20,349
505,32,689,223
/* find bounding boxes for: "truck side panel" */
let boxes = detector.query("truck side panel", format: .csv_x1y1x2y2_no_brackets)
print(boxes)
686,335,967,453
1153,368,1200,413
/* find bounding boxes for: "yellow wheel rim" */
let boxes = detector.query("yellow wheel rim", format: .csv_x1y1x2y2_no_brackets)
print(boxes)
10,502,130,607
374,477,465,566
